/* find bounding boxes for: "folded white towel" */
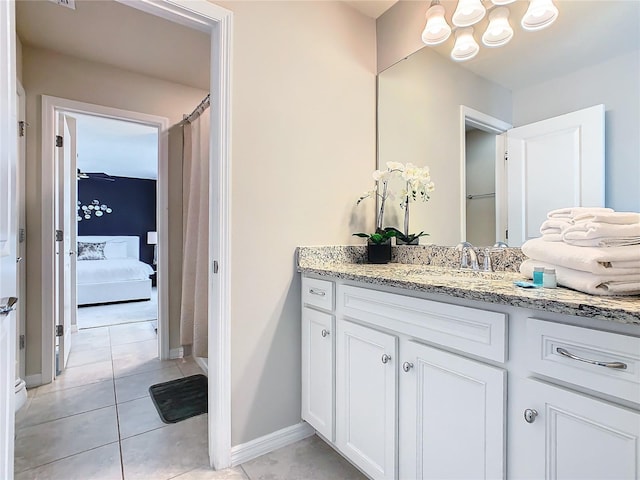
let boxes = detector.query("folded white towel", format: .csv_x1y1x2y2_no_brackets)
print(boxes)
541,233,563,242
521,237,640,275
572,211,640,225
562,222,640,247
548,207,614,220
540,218,572,235
520,259,640,296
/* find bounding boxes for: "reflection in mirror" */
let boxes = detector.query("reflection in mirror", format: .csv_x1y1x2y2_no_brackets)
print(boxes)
377,0,640,247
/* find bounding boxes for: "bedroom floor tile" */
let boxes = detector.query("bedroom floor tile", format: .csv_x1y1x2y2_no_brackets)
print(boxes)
111,338,158,360
110,321,158,346
72,326,112,351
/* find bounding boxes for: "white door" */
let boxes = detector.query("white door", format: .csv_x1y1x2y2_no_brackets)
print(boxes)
506,105,605,246
336,319,397,480
399,341,506,480
0,0,18,476
16,81,26,380
301,307,334,441
54,113,77,372
510,378,640,479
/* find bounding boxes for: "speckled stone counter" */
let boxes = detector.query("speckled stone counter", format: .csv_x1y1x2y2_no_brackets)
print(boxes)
296,246,640,326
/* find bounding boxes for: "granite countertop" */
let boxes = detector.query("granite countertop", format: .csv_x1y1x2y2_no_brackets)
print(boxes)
297,246,640,326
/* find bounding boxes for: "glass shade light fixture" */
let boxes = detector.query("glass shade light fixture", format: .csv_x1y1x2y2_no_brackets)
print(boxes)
482,7,513,47
421,0,558,61
452,0,486,27
521,0,559,31
422,1,451,45
451,27,480,61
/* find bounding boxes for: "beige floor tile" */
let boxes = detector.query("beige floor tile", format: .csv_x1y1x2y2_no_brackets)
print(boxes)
14,406,119,473
111,338,157,360
17,380,115,428
121,415,209,480
67,346,112,368
110,321,157,346
115,366,183,404
241,435,367,480
14,394,33,428
34,360,114,395
113,356,177,379
15,442,122,480
117,396,166,439
170,466,248,480
72,327,111,352
175,357,205,377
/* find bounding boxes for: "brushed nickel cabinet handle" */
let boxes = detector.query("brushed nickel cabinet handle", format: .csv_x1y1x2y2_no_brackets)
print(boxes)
321,329,330,338
556,347,627,370
309,288,326,297
381,354,391,364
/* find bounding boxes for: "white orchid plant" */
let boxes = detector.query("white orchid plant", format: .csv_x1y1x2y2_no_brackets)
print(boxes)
354,161,435,245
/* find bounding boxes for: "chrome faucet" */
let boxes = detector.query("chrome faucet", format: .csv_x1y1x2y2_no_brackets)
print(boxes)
456,242,479,270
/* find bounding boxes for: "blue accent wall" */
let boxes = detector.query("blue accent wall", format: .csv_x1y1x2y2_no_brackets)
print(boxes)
77,175,157,266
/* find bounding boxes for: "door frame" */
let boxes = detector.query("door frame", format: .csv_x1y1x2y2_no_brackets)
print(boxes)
35,0,233,469
16,79,25,380
459,106,512,244
41,96,169,371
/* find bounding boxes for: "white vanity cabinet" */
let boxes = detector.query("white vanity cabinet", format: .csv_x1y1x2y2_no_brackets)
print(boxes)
301,277,335,441
300,274,640,480
334,282,507,480
336,319,397,480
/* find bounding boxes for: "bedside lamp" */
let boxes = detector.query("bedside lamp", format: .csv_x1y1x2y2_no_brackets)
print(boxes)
147,231,158,265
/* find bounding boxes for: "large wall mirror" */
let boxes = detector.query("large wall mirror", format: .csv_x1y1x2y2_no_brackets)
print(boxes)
377,0,639,247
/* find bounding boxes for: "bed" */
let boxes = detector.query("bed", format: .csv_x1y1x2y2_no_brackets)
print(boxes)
76,235,154,306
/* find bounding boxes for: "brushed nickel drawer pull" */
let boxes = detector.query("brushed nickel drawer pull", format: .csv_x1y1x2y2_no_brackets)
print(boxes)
309,288,326,297
556,347,627,370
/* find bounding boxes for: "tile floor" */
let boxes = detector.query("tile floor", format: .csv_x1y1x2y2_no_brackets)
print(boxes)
14,320,366,480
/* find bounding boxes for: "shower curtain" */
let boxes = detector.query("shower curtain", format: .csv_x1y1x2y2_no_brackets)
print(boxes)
180,106,210,358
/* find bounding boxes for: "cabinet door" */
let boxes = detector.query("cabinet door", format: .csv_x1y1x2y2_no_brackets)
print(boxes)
510,378,640,480
399,341,506,480
336,319,397,480
301,307,334,440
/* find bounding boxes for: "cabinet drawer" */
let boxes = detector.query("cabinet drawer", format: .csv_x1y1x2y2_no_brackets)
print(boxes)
339,285,507,363
302,276,334,311
526,318,640,404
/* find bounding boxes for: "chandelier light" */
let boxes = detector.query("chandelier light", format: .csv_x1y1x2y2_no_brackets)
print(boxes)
452,0,486,27
482,7,513,47
451,27,480,61
421,0,559,61
422,2,452,45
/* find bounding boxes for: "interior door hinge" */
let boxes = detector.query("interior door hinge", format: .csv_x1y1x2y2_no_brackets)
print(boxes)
504,151,508,161
55,230,64,242
19,335,25,350
19,228,25,243
55,135,63,148
505,229,509,240
55,325,64,337
18,121,26,137
213,260,219,274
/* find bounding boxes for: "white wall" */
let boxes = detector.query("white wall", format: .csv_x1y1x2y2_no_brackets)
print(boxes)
213,0,377,446
513,51,640,212
21,45,207,376
378,47,511,246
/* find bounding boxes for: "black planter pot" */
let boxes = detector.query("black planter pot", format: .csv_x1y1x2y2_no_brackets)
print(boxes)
367,241,392,264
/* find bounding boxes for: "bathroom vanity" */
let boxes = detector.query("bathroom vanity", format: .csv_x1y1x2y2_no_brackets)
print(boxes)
298,247,640,480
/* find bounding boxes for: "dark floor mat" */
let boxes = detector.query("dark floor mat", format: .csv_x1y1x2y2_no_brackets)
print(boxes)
149,374,208,424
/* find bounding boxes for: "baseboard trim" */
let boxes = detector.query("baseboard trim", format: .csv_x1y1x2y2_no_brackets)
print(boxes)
25,374,43,388
169,347,184,359
194,356,208,374
230,422,315,466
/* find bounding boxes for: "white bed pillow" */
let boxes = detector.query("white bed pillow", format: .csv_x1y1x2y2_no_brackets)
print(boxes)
77,242,106,261
104,241,129,259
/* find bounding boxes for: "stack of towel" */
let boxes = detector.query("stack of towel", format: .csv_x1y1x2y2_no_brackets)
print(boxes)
521,207,640,295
